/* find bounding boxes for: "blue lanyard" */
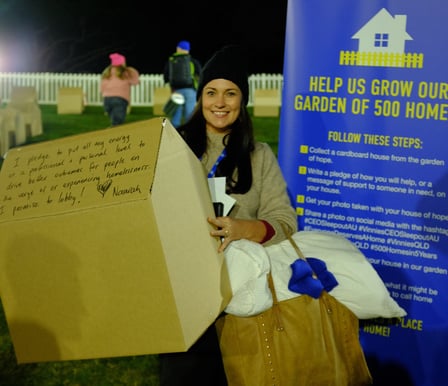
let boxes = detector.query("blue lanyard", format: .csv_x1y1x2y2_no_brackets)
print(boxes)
207,148,227,178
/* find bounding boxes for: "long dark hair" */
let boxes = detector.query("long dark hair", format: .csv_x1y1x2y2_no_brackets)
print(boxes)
177,96,255,194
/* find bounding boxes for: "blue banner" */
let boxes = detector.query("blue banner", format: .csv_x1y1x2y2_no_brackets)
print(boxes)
278,1,448,385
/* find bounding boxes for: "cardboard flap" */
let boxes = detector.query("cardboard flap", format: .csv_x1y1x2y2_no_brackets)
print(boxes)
153,119,231,345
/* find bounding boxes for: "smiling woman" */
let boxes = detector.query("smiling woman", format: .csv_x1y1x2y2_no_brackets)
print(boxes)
159,43,297,386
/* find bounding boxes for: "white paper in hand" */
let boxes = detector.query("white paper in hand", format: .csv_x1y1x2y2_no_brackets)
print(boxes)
208,177,235,215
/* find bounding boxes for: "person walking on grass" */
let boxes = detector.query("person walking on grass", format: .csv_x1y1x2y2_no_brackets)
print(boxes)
101,53,140,126
163,40,202,127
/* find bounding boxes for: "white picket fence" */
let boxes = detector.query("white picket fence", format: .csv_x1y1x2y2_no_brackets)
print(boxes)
0,73,284,107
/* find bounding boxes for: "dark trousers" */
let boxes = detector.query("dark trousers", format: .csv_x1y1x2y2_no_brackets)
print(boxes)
159,323,227,386
103,96,128,126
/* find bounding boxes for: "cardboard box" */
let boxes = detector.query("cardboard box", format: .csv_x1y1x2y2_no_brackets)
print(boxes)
153,86,171,115
57,87,84,114
0,110,15,156
0,117,231,363
0,106,28,156
253,89,281,117
8,86,43,137
10,86,38,103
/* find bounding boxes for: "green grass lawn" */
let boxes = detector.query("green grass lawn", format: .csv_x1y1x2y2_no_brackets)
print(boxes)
26,105,281,148
0,105,281,385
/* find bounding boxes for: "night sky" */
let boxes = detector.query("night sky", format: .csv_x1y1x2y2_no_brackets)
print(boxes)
0,0,289,75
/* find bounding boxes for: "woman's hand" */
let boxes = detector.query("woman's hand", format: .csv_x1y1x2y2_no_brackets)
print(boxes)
207,216,267,252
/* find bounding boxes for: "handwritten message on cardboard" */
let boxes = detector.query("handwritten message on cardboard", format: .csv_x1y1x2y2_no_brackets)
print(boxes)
0,120,162,221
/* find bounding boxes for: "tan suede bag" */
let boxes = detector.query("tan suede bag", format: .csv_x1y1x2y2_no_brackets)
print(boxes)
215,231,373,386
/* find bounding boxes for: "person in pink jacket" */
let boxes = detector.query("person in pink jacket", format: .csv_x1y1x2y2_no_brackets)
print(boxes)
100,53,140,126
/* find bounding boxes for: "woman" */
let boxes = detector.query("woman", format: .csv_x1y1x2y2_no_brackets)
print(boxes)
159,45,297,385
100,52,139,126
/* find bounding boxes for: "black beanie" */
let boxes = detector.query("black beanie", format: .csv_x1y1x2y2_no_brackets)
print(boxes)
196,45,249,105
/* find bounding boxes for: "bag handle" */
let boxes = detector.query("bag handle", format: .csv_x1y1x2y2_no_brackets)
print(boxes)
266,223,305,331
266,272,287,331
280,223,319,279
267,223,307,305
280,223,306,261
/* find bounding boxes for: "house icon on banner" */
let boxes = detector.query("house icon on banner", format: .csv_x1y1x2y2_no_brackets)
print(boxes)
340,8,423,68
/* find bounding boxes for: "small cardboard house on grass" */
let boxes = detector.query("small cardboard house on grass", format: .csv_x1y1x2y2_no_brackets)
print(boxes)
57,87,85,114
0,117,231,364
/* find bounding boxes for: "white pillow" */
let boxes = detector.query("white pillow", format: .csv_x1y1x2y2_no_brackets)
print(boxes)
266,231,407,319
223,239,272,317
